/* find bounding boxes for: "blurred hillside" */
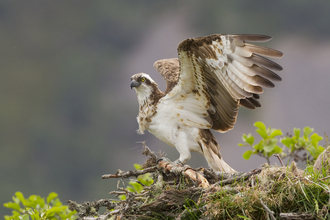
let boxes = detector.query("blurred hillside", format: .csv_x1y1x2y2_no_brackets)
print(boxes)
1,1,330,215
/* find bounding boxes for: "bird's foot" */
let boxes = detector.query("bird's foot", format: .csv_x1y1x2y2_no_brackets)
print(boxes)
157,157,171,164
173,159,184,166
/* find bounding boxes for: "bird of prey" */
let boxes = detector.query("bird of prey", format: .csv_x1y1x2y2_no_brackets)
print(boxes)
130,34,283,173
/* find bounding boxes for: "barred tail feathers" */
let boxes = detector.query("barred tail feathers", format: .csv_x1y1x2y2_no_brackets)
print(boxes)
198,129,236,173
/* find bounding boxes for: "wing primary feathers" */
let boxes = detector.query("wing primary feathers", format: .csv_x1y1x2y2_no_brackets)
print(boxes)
253,93,260,99
246,96,261,107
250,65,282,81
243,43,283,58
252,75,275,88
232,34,272,42
249,54,283,71
239,98,256,109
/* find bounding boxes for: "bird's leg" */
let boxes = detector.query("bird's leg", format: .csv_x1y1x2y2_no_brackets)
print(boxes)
174,131,191,165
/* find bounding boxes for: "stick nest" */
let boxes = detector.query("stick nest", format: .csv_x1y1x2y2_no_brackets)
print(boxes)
68,143,330,220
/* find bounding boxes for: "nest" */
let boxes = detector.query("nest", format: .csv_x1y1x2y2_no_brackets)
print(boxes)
68,144,330,220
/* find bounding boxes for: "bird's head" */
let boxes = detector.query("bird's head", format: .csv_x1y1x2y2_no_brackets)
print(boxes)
131,73,159,104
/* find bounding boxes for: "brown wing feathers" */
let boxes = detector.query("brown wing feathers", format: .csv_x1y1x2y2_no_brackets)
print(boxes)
154,34,282,132
153,58,180,94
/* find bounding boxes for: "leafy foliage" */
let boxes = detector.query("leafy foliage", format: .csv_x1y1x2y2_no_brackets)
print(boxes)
282,127,324,161
3,192,76,220
239,121,283,164
239,121,324,164
118,164,154,200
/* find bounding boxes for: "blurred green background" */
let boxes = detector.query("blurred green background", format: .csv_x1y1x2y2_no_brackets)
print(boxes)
2,0,330,215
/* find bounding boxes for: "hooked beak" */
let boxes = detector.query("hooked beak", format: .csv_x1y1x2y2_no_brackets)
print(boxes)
130,80,140,89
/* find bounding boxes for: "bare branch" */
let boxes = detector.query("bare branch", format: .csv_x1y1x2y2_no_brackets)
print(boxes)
279,212,314,219
273,154,285,166
260,199,276,220
214,167,262,186
102,166,157,179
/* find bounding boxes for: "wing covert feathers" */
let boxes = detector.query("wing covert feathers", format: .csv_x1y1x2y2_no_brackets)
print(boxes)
153,58,180,94
153,34,282,132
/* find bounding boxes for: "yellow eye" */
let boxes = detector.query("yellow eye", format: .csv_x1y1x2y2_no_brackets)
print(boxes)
141,77,145,82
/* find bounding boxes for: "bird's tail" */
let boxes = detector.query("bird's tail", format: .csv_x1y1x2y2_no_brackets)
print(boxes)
199,129,236,174
206,148,236,173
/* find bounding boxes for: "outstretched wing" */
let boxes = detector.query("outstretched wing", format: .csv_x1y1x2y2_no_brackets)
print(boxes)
155,34,283,132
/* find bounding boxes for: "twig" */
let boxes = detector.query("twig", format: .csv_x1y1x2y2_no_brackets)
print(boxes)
214,167,262,186
279,212,314,219
102,166,157,179
67,199,117,218
319,175,330,181
260,199,276,220
82,214,111,220
273,154,285,166
109,191,126,197
141,142,156,158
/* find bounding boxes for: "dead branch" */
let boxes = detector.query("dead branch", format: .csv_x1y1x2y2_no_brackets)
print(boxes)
314,145,330,173
279,212,314,219
260,199,276,220
101,166,157,179
139,187,203,211
213,167,262,186
67,199,117,219
273,154,285,166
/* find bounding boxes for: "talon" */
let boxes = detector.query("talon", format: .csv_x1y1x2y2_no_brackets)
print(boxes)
156,158,164,164
174,159,184,166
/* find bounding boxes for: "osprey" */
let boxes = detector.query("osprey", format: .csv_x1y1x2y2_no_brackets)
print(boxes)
131,34,283,173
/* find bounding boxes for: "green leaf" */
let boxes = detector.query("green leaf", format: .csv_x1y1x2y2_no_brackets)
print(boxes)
242,134,255,145
3,202,21,211
256,129,267,139
303,127,314,138
45,206,66,217
243,150,253,160
126,186,135,192
133,163,142,170
52,198,62,207
129,181,143,193
27,208,40,220
254,121,266,131
270,129,283,138
137,173,154,186
317,146,324,153
238,143,244,146
264,144,276,153
294,128,300,139
245,135,255,146
47,192,58,204
281,137,295,148
15,192,26,206
253,142,263,150
310,133,323,142
19,214,29,220
118,195,126,200
264,140,277,153
272,145,283,154
27,195,45,209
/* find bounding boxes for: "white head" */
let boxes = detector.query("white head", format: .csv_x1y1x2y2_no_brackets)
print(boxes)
130,73,159,104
